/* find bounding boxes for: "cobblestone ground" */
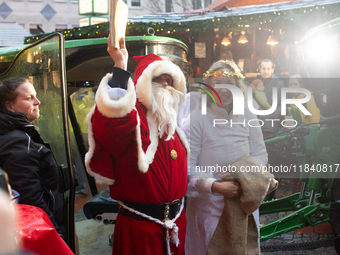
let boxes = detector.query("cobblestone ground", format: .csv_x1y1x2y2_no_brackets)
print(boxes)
260,179,337,254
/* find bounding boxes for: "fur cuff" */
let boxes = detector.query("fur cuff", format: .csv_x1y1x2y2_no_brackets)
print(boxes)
197,178,216,194
96,73,136,118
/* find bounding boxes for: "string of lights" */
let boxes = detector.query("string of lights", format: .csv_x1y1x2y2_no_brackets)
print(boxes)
25,3,340,44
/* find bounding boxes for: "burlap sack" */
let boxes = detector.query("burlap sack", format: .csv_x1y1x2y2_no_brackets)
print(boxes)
207,156,278,255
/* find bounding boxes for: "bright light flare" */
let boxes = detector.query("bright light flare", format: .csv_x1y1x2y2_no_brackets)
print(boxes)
304,34,338,62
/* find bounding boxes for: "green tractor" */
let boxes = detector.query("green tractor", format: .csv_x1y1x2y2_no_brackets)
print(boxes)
259,17,340,253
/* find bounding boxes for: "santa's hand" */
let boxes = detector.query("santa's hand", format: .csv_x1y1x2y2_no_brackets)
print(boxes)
212,180,242,198
107,36,128,70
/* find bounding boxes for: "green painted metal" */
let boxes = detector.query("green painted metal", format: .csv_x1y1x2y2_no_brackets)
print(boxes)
264,136,286,146
0,44,26,61
0,35,187,64
261,203,330,242
64,36,188,49
260,193,301,215
261,190,328,215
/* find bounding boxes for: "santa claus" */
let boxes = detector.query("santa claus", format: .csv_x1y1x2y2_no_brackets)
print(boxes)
85,37,189,255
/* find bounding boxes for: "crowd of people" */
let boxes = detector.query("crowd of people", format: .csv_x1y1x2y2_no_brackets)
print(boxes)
0,35,321,255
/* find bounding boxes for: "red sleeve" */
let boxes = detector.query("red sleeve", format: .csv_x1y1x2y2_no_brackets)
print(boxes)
92,106,138,156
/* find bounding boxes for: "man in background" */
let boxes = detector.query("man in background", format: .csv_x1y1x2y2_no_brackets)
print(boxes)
256,59,285,139
255,59,285,201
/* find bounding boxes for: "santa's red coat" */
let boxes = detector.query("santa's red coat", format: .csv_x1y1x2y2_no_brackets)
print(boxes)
85,74,188,255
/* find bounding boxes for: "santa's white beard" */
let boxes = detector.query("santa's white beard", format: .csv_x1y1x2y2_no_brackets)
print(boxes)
152,83,183,141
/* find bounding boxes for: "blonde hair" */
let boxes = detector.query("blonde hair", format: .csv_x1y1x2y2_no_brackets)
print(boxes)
203,60,248,107
205,60,245,94
207,60,241,74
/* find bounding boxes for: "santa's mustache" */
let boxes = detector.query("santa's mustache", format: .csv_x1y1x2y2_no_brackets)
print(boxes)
152,83,184,141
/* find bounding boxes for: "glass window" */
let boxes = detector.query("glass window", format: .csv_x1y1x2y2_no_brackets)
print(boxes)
29,24,43,35
192,0,202,9
165,0,172,12
122,0,140,8
204,0,211,8
0,35,68,166
131,0,140,7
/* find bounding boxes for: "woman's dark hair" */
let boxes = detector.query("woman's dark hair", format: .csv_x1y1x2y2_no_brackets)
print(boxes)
0,78,28,113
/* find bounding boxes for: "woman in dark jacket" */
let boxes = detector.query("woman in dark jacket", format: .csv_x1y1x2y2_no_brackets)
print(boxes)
0,77,65,235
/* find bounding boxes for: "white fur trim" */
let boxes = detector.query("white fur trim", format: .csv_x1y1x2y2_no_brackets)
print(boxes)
197,178,216,194
84,105,115,185
96,73,136,118
134,110,159,173
186,178,216,197
134,112,190,174
135,60,187,110
175,126,190,162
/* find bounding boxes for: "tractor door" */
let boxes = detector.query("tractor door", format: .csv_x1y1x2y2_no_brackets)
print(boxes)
0,33,76,252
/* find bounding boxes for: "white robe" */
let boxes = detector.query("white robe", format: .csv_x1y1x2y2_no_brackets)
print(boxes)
183,102,268,255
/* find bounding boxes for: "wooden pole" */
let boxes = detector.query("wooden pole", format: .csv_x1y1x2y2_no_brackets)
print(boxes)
253,26,256,71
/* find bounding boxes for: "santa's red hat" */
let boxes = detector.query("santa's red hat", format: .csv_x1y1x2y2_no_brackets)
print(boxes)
133,53,186,110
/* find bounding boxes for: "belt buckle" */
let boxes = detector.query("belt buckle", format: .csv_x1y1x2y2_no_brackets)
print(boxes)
163,204,170,222
172,199,181,215
171,199,180,205
118,205,125,214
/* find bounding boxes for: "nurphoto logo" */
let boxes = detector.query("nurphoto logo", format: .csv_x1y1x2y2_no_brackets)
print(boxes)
192,80,312,128
198,83,311,116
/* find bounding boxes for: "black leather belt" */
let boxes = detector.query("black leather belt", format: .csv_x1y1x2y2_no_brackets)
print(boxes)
119,199,182,221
